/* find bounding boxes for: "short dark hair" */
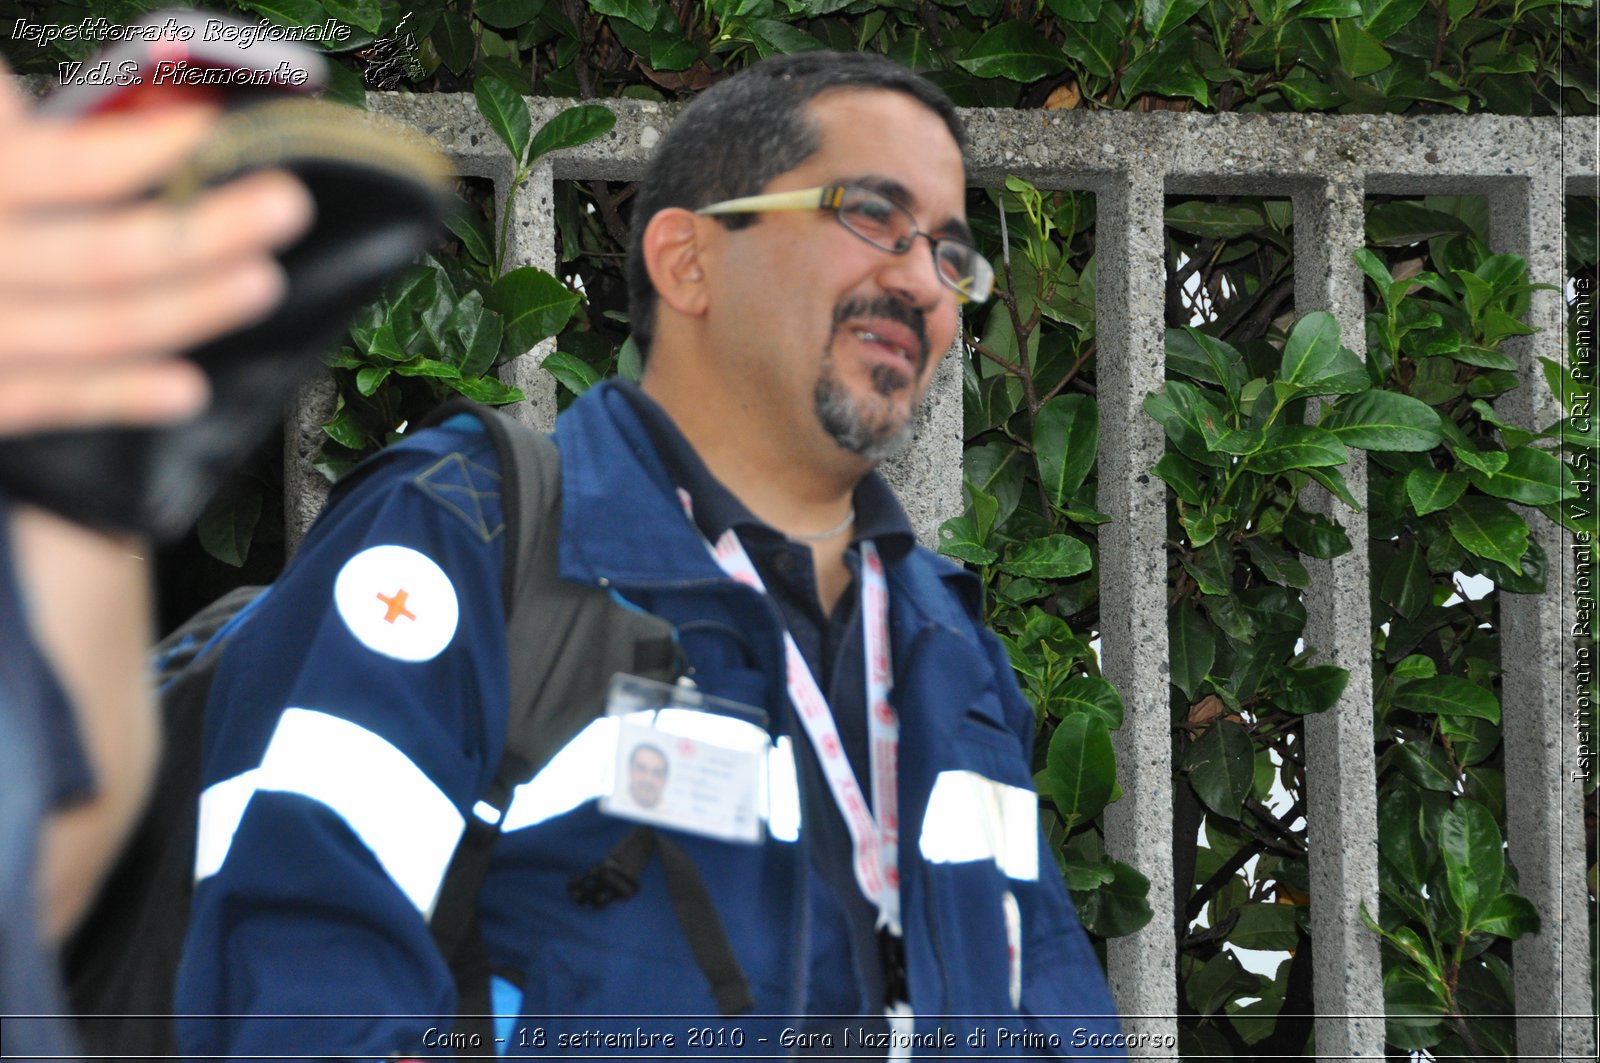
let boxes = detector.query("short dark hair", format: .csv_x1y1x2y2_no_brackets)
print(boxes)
625,52,966,359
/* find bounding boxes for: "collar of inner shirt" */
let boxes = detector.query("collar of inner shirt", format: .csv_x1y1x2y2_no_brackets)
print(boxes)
611,378,915,565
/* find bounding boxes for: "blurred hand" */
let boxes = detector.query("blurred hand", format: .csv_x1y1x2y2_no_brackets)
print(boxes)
0,61,313,436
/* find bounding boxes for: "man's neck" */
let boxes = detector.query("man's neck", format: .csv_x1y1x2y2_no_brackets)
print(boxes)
641,369,865,541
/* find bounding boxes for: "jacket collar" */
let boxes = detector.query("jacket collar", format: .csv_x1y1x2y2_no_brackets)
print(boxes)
552,380,985,626
552,380,728,587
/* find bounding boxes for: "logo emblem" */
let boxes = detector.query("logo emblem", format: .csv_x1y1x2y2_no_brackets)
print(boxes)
334,546,459,662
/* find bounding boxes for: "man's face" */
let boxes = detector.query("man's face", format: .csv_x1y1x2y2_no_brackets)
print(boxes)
705,89,968,464
627,745,668,808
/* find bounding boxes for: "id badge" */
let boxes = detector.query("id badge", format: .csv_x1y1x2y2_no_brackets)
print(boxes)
599,674,770,845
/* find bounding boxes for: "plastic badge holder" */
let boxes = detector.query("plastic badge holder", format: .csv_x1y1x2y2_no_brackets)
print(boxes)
600,675,773,845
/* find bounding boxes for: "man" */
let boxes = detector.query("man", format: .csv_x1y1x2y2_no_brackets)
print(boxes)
626,743,670,809
0,57,312,1058
177,52,1122,1058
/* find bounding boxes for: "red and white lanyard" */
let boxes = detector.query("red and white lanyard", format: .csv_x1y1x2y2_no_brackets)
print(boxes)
682,491,902,935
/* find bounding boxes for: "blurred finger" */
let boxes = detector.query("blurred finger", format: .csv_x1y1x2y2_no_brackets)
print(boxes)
0,170,314,291
0,358,209,437
0,104,219,210
0,256,286,365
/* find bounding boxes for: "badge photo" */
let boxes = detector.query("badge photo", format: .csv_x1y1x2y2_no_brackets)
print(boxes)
599,675,771,845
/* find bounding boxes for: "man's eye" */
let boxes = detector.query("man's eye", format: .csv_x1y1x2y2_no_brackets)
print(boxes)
844,199,898,229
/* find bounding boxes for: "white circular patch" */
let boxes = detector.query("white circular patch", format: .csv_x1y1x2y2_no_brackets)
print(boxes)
333,546,460,662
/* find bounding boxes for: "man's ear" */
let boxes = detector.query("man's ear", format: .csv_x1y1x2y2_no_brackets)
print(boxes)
642,208,712,318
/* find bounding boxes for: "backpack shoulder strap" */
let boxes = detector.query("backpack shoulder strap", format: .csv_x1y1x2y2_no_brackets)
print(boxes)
421,401,679,1029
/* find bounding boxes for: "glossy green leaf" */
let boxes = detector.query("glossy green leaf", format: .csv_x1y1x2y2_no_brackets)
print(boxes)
1046,713,1116,829
1046,0,1103,19
1169,602,1215,700
321,399,367,449
1391,740,1458,792
1000,534,1093,579
237,0,325,29
1320,391,1443,452
1393,676,1501,724
1228,902,1300,951
1165,202,1267,240
1166,328,1244,389
1154,453,1208,506
1184,720,1255,818
355,365,390,396
1283,508,1353,559
1283,664,1349,715
1366,202,1472,247
528,105,617,164
322,0,381,33
1378,541,1430,620
197,478,263,568
956,23,1071,81
391,359,461,380
474,76,532,165
1186,951,1259,1018
1392,655,1437,680
1300,0,1361,14
1249,425,1350,473
489,268,582,353
1451,446,1509,476
475,0,545,29
1143,0,1208,40
1354,246,1395,290
1144,381,1229,467
448,374,523,405
1278,71,1345,110
1439,798,1502,930
457,306,504,380
1057,676,1125,728
445,204,495,269
937,516,998,566
1446,496,1529,569
1474,893,1540,938
1245,540,1310,589
1059,18,1121,79
542,351,601,396
1034,394,1099,509
1332,17,1392,76
1467,446,1574,506
1405,468,1468,516
966,441,1028,526
1280,311,1351,391
1305,466,1361,510
1378,785,1434,884
587,0,659,29
1072,859,1153,938
354,322,408,362
430,10,474,76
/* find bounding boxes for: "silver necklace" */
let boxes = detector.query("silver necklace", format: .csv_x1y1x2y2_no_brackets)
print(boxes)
788,507,856,542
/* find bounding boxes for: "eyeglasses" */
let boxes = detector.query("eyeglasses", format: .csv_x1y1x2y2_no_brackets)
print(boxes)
696,184,994,304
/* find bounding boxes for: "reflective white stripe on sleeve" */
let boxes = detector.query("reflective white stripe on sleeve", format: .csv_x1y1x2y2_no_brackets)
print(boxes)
194,768,261,882
764,736,801,843
917,770,1040,881
500,717,619,832
194,708,466,916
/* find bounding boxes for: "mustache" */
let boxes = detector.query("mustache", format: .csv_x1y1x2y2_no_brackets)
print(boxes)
832,296,930,369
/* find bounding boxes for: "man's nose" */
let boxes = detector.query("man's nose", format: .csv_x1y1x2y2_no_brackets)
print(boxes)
877,233,949,312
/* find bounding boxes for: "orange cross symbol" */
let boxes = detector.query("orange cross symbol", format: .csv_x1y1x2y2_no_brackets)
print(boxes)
376,588,416,624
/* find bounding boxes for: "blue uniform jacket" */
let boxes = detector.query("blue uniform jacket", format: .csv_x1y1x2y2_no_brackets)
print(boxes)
177,382,1123,1060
